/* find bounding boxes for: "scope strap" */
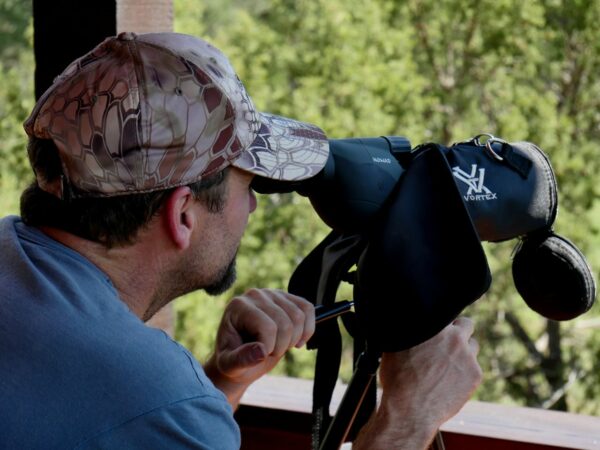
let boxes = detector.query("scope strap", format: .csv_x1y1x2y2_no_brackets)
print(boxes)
289,233,365,449
289,230,341,306
312,320,342,448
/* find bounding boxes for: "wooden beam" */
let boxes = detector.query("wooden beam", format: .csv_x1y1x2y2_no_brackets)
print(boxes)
117,0,173,33
32,0,175,336
237,375,600,450
115,0,175,336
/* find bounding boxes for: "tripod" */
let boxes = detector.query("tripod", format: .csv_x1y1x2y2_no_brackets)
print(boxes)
315,303,446,450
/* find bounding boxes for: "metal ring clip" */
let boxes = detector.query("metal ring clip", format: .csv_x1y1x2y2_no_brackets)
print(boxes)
469,134,506,161
484,137,507,161
471,133,496,146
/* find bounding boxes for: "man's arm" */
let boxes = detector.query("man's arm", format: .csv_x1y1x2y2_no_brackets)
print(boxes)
204,288,315,408
352,317,482,450
205,289,481,448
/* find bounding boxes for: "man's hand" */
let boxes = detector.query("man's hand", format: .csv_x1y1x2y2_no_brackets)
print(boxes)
353,317,482,450
204,288,315,408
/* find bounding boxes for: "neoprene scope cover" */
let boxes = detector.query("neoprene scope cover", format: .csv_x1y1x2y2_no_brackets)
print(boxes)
512,231,596,321
443,139,558,242
355,145,491,352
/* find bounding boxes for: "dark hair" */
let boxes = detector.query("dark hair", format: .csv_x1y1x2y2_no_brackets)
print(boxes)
21,137,229,248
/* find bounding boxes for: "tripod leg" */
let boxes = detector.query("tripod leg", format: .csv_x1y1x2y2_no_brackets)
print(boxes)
319,350,381,450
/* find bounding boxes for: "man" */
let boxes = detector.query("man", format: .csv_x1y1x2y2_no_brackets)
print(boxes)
0,32,481,449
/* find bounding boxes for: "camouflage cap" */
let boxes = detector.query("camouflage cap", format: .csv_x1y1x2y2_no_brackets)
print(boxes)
24,32,329,198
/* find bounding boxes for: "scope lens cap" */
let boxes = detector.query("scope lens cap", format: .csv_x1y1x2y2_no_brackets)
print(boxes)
512,231,596,321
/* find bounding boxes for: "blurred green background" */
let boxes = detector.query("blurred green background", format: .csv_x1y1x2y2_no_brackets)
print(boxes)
2,0,599,414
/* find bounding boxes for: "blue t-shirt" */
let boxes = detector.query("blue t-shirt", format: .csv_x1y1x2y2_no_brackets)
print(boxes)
0,216,240,449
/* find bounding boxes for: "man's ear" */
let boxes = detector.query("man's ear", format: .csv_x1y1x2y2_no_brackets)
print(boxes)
162,186,198,250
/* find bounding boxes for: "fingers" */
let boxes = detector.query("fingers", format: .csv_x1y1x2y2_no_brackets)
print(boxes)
258,289,315,349
284,292,315,347
452,316,479,355
450,317,482,384
227,288,315,358
225,297,278,354
218,341,269,373
210,289,315,395
452,316,474,338
469,336,480,355
378,315,483,432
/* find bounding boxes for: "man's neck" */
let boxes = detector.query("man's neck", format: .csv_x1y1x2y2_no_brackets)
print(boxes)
38,226,166,320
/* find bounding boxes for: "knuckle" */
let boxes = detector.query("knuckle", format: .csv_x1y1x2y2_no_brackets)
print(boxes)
448,329,463,347
228,296,247,309
263,319,278,336
289,307,305,324
296,295,313,309
453,316,473,332
279,318,294,336
284,291,311,307
245,287,263,298
458,316,473,325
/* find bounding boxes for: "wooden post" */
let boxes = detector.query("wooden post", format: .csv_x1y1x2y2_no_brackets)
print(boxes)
33,0,176,336
117,0,173,33
116,0,175,336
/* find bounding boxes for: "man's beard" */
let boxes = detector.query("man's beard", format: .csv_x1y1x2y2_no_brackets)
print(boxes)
143,253,238,322
180,248,238,296
203,257,237,296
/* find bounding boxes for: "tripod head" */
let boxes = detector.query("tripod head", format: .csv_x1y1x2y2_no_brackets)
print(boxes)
253,136,409,233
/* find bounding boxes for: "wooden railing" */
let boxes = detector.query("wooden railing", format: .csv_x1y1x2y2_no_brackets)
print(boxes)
236,375,600,450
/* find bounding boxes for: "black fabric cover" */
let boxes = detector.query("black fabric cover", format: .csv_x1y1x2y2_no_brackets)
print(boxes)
443,141,557,242
355,145,492,352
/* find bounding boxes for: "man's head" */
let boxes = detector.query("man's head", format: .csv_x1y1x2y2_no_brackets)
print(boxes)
21,31,329,300
22,31,328,241
24,32,329,199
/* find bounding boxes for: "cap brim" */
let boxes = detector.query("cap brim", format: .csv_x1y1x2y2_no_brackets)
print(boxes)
232,112,329,181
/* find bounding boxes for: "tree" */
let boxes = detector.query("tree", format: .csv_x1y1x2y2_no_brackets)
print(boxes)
172,0,600,414
0,0,33,214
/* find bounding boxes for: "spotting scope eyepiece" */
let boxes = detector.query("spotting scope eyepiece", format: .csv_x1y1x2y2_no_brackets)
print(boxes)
252,137,410,233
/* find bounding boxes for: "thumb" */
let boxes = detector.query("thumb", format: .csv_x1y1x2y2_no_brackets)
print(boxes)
218,342,267,374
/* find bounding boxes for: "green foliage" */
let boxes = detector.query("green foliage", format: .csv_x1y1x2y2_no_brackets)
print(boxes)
0,0,33,214
172,0,600,415
0,0,31,64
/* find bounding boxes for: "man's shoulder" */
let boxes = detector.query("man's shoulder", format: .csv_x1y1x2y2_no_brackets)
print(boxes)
74,391,240,450
0,299,235,449
96,323,216,400
70,326,240,449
